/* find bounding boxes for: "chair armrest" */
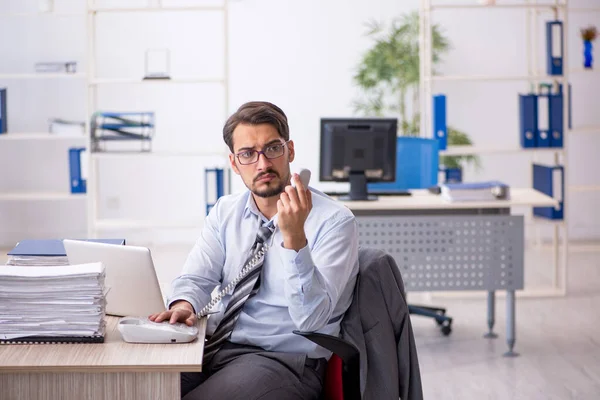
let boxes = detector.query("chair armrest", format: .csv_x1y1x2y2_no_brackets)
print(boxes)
292,330,359,366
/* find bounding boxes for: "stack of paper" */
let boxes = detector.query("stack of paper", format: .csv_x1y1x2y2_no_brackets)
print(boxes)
0,263,106,343
441,181,510,202
6,255,69,266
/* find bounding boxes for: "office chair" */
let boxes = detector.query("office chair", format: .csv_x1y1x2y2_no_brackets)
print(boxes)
294,331,360,400
408,304,453,336
294,247,423,400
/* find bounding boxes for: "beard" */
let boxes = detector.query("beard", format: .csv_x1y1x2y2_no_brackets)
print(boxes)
251,169,290,198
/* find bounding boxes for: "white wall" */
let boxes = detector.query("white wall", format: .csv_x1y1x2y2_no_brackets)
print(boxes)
0,0,599,248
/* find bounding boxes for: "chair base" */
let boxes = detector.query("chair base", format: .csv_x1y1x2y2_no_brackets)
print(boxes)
408,304,453,336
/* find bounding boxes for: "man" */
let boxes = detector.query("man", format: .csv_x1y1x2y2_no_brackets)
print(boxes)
150,101,359,400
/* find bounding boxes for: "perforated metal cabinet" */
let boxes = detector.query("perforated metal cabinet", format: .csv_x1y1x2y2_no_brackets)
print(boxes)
355,216,524,292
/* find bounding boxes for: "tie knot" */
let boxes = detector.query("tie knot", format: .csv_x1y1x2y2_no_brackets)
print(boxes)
256,224,274,244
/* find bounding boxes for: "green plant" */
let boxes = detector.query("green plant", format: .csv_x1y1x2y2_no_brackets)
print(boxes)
353,11,480,170
581,26,597,42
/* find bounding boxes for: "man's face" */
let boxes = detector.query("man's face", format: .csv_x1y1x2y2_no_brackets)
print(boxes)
229,123,295,198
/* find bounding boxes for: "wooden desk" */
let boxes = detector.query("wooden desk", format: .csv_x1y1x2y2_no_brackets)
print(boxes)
0,316,206,400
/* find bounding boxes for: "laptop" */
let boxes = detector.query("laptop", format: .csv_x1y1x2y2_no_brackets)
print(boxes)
63,239,167,317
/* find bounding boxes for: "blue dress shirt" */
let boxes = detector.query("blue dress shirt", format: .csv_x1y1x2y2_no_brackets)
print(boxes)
168,188,359,359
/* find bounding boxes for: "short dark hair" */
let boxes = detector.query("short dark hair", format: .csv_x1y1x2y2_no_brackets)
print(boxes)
223,101,289,153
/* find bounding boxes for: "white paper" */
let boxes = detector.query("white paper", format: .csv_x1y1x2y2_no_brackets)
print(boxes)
0,263,106,340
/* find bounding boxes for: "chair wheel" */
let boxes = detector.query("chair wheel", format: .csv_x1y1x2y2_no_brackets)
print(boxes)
440,321,452,336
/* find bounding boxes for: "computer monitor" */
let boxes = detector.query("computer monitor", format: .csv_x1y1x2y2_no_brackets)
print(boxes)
320,118,397,201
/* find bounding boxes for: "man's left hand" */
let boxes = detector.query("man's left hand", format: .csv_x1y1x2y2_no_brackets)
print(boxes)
277,173,313,251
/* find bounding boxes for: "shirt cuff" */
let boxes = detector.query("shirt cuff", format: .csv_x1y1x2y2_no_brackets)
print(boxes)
279,242,314,275
167,296,198,315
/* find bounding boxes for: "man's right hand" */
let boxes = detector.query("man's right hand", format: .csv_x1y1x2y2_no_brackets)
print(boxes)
149,300,197,327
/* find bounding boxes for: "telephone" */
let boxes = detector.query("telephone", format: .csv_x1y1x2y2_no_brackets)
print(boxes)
197,168,311,318
118,316,199,343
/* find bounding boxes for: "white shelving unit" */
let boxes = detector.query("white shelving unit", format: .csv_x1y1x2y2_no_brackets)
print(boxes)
0,6,88,229
85,1,230,237
563,7,600,199
419,0,573,296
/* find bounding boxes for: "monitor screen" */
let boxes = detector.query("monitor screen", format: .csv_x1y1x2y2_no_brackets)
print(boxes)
320,118,397,201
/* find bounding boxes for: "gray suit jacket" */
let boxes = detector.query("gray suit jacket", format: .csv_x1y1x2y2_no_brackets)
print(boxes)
340,248,423,400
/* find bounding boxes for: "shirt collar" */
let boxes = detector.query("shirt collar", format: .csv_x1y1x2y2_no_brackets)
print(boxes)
244,191,260,219
243,191,278,225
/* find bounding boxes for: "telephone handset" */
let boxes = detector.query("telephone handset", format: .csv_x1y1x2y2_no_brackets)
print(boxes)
197,169,311,318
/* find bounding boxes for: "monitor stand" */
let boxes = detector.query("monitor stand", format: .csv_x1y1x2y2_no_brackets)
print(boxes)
339,173,377,201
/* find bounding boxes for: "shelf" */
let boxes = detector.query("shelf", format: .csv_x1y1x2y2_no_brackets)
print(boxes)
94,218,202,230
89,77,224,85
426,74,563,82
0,73,86,80
0,12,84,17
569,185,600,194
431,3,566,10
91,151,227,159
569,126,600,134
0,133,86,141
569,68,600,74
0,192,86,201
88,5,225,13
439,145,563,156
569,8,600,13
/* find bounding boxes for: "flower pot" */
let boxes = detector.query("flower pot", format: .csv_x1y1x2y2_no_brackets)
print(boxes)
584,40,593,69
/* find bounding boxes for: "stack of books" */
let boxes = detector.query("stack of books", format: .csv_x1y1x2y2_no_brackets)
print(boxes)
0,263,107,344
441,181,510,202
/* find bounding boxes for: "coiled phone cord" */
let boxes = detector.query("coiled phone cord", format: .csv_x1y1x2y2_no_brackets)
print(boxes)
196,228,275,318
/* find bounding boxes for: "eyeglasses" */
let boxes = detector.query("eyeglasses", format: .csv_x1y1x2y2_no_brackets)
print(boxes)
235,141,289,165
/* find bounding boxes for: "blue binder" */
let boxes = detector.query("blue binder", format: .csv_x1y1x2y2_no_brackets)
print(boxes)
546,21,563,76
533,164,564,220
205,168,226,215
69,147,87,194
537,93,550,147
549,91,563,148
8,239,126,256
433,95,447,150
0,88,6,134
519,94,537,148
368,137,439,192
